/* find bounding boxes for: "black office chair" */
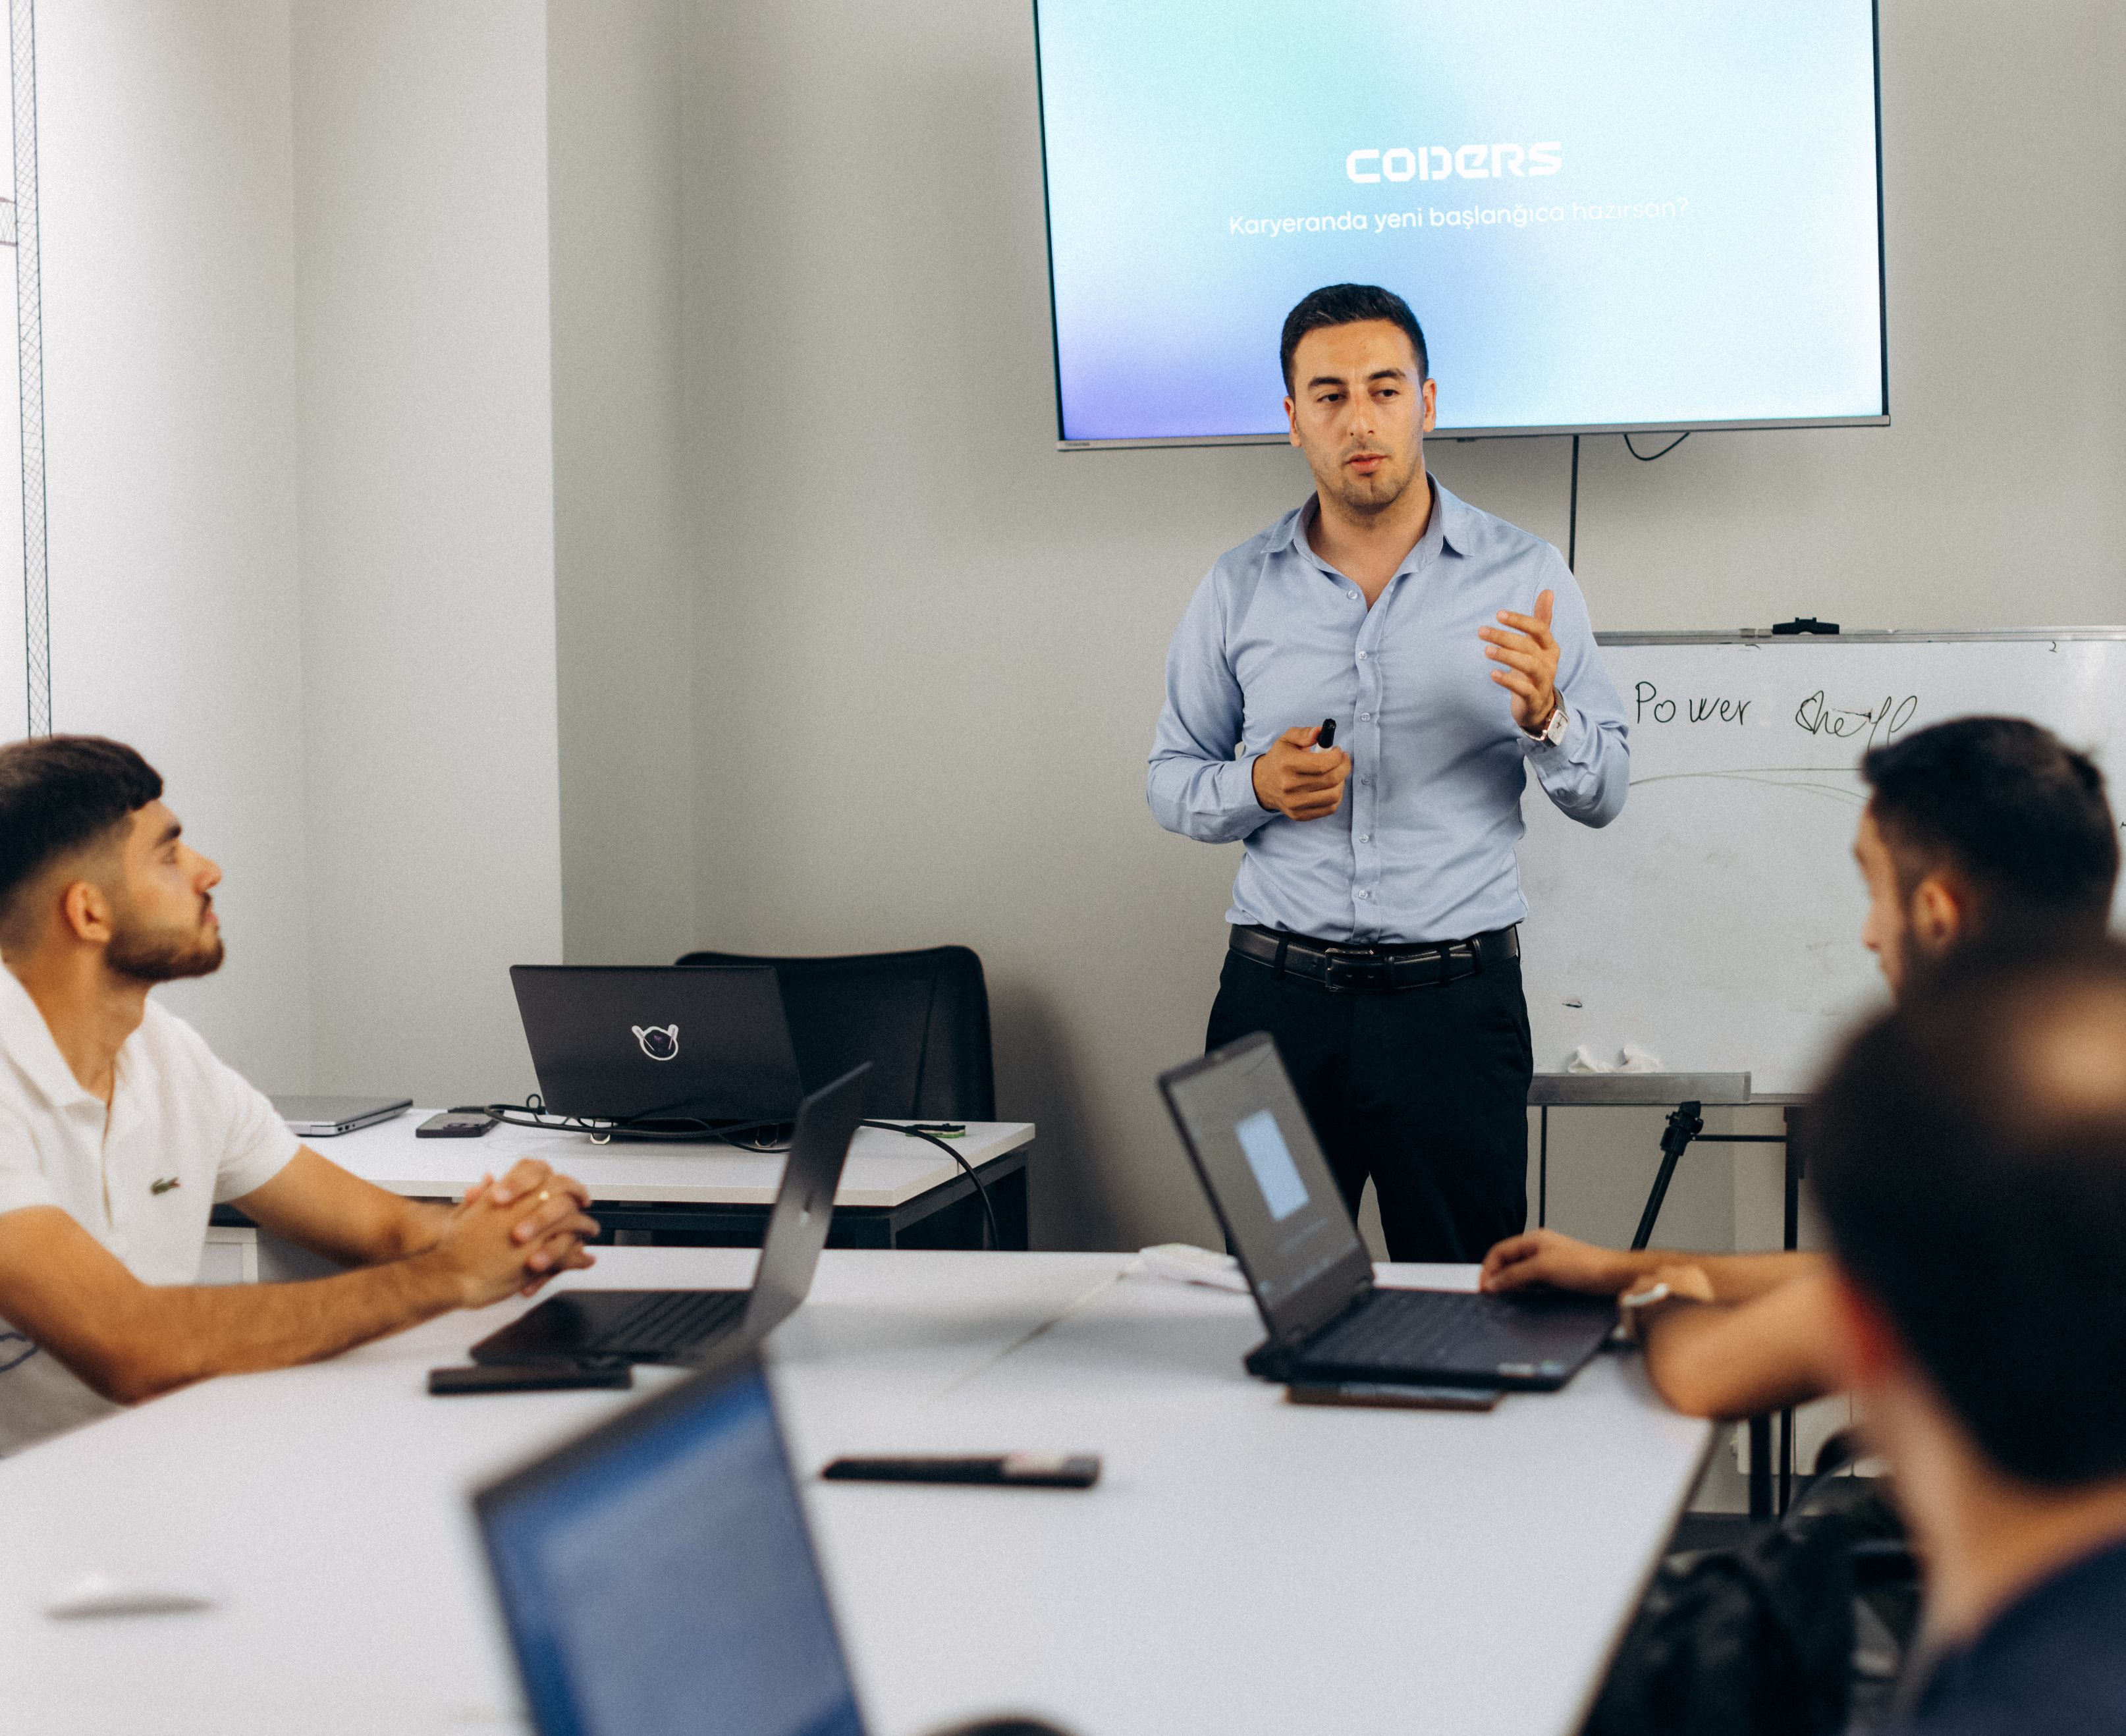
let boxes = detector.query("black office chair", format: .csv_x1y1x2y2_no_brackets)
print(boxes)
672,944,996,1122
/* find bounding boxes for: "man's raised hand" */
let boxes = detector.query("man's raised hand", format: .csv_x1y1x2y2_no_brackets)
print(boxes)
1252,725,1352,821
1480,589,1562,734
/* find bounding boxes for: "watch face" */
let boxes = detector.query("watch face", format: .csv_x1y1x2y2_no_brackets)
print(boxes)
1545,705,1567,744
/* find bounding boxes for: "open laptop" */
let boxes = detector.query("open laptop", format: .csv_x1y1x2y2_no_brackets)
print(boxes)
476,1344,867,1736
1158,1033,1618,1391
510,964,804,1134
470,1063,870,1369
270,1095,412,1137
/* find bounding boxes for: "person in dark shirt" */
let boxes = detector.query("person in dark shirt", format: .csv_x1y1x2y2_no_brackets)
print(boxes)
1809,939,2126,1734
1481,715,2119,1421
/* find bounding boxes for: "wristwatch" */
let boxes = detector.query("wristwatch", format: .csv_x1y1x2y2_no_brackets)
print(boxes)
1529,697,1567,747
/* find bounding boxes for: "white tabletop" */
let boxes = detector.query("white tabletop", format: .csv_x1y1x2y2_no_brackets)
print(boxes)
304,1113,1035,1208
0,1250,1708,1736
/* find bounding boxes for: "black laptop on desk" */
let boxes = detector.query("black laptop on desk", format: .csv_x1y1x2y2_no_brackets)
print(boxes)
470,1063,870,1369
510,965,805,1135
1158,1033,1618,1391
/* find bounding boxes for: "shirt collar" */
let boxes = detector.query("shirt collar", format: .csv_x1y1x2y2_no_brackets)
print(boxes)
1274,474,1468,576
0,965,123,1110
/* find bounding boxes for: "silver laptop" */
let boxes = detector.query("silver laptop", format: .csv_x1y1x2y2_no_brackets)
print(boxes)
271,1095,412,1137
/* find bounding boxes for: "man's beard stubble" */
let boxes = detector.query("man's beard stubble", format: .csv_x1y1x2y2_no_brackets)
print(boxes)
1324,445,1421,519
106,909,225,984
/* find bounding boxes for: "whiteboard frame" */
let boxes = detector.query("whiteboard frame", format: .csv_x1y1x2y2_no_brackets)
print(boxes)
1532,626,2126,1100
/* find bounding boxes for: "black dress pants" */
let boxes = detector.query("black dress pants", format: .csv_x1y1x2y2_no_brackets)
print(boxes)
1203,946,1533,1264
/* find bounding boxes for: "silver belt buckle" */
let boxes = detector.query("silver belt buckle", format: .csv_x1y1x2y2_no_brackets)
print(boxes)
1322,947,1387,992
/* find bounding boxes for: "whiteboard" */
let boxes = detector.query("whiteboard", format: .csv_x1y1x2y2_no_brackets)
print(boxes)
1517,631,2126,1095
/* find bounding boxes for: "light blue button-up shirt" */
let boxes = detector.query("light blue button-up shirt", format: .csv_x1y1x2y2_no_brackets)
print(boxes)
1147,479,1629,944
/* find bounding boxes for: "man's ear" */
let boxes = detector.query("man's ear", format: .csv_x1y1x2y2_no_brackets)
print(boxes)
57,877,116,946
1284,394,1301,447
1907,869,1966,956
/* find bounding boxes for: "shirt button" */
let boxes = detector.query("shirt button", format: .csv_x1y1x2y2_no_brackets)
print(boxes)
1357,650,1367,661
1358,711,1371,722
1361,834,1372,842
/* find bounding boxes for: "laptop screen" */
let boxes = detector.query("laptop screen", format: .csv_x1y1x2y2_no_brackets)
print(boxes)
476,1357,864,1736
1158,1034,1373,1343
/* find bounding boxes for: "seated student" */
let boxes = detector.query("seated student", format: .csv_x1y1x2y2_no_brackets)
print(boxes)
0,736,599,1453
1810,940,2126,1734
1479,716,2118,1418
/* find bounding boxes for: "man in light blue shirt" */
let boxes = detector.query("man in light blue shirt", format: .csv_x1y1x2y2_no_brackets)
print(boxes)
1147,284,1628,1261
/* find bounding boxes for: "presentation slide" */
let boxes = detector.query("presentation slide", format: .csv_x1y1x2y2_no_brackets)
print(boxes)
1034,0,1886,443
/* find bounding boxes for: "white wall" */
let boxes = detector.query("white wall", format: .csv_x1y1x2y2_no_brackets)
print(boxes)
35,0,311,1089
669,0,2126,1251
548,0,697,969
291,1,564,1104
23,2,2115,1249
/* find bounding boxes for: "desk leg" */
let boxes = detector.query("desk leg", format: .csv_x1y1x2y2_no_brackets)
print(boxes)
1749,1416,1773,1519
994,1162,1031,1251
1537,1105,1548,1230
1779,1108,1803,1513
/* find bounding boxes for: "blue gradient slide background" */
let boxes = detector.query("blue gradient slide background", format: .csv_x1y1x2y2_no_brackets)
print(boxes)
1035,1,1884,441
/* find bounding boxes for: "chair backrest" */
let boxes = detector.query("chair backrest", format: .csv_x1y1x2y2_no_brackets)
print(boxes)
673,944,996,1122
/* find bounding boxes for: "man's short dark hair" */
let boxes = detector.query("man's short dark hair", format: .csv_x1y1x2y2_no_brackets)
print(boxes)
1280,285,1429,395
1812,939,2126,1486
0,736,163,940
1862,717,2118,934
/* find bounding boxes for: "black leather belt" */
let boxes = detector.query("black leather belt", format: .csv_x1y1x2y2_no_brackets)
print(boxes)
1228,923,1519,992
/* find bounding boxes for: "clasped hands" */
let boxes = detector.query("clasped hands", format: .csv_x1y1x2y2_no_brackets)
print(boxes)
433,1158,599,1307
1251,591,1562,823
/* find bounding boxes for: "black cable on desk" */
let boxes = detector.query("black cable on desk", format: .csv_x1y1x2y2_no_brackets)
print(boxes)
863,1120,1000,1251
452,1099,792,1152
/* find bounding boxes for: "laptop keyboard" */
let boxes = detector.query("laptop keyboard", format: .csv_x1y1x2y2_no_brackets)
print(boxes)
584,1289,748,1357
1305,1290,1527,1371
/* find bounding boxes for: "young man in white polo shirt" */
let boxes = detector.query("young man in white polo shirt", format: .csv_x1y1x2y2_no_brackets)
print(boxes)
0,736,601,1453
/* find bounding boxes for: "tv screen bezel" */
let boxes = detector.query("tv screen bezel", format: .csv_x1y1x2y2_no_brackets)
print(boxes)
1029,0,1889,451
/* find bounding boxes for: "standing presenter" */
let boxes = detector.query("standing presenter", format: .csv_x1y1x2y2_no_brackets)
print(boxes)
1148,284,1629,1262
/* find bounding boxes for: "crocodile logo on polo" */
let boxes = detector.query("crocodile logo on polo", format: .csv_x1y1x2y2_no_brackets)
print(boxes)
150,1176,180,1195
632,1024,680,1062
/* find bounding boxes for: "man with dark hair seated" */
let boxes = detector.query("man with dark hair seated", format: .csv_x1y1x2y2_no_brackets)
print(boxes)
0,736,599,1451
1479,715,2119,1419
1811,939,2126,1733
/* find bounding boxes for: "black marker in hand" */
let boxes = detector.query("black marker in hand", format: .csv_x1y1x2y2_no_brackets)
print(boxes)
1317,717,1337,751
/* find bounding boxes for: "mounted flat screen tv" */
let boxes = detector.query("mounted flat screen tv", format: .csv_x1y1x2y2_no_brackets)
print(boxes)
1031,1,1888,447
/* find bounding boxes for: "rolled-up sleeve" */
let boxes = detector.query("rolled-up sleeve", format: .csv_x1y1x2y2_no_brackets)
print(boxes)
1147,570,1277,845
211,1063,300,1204
1520,557,1629,828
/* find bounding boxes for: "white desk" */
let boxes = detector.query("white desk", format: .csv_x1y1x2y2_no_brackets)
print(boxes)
281,1115,1037,1249
0,1251,1710,1735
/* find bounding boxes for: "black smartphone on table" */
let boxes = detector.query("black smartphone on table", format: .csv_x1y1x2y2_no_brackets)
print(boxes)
429,1363,632,1396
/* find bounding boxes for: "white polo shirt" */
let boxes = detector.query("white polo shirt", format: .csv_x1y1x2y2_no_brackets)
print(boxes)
0,968,297,1454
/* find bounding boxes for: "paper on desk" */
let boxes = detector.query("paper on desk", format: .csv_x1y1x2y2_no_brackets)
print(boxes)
1128,1244,1251,1293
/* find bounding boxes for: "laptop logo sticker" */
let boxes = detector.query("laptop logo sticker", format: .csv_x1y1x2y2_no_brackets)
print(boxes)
632,1024,680,1061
